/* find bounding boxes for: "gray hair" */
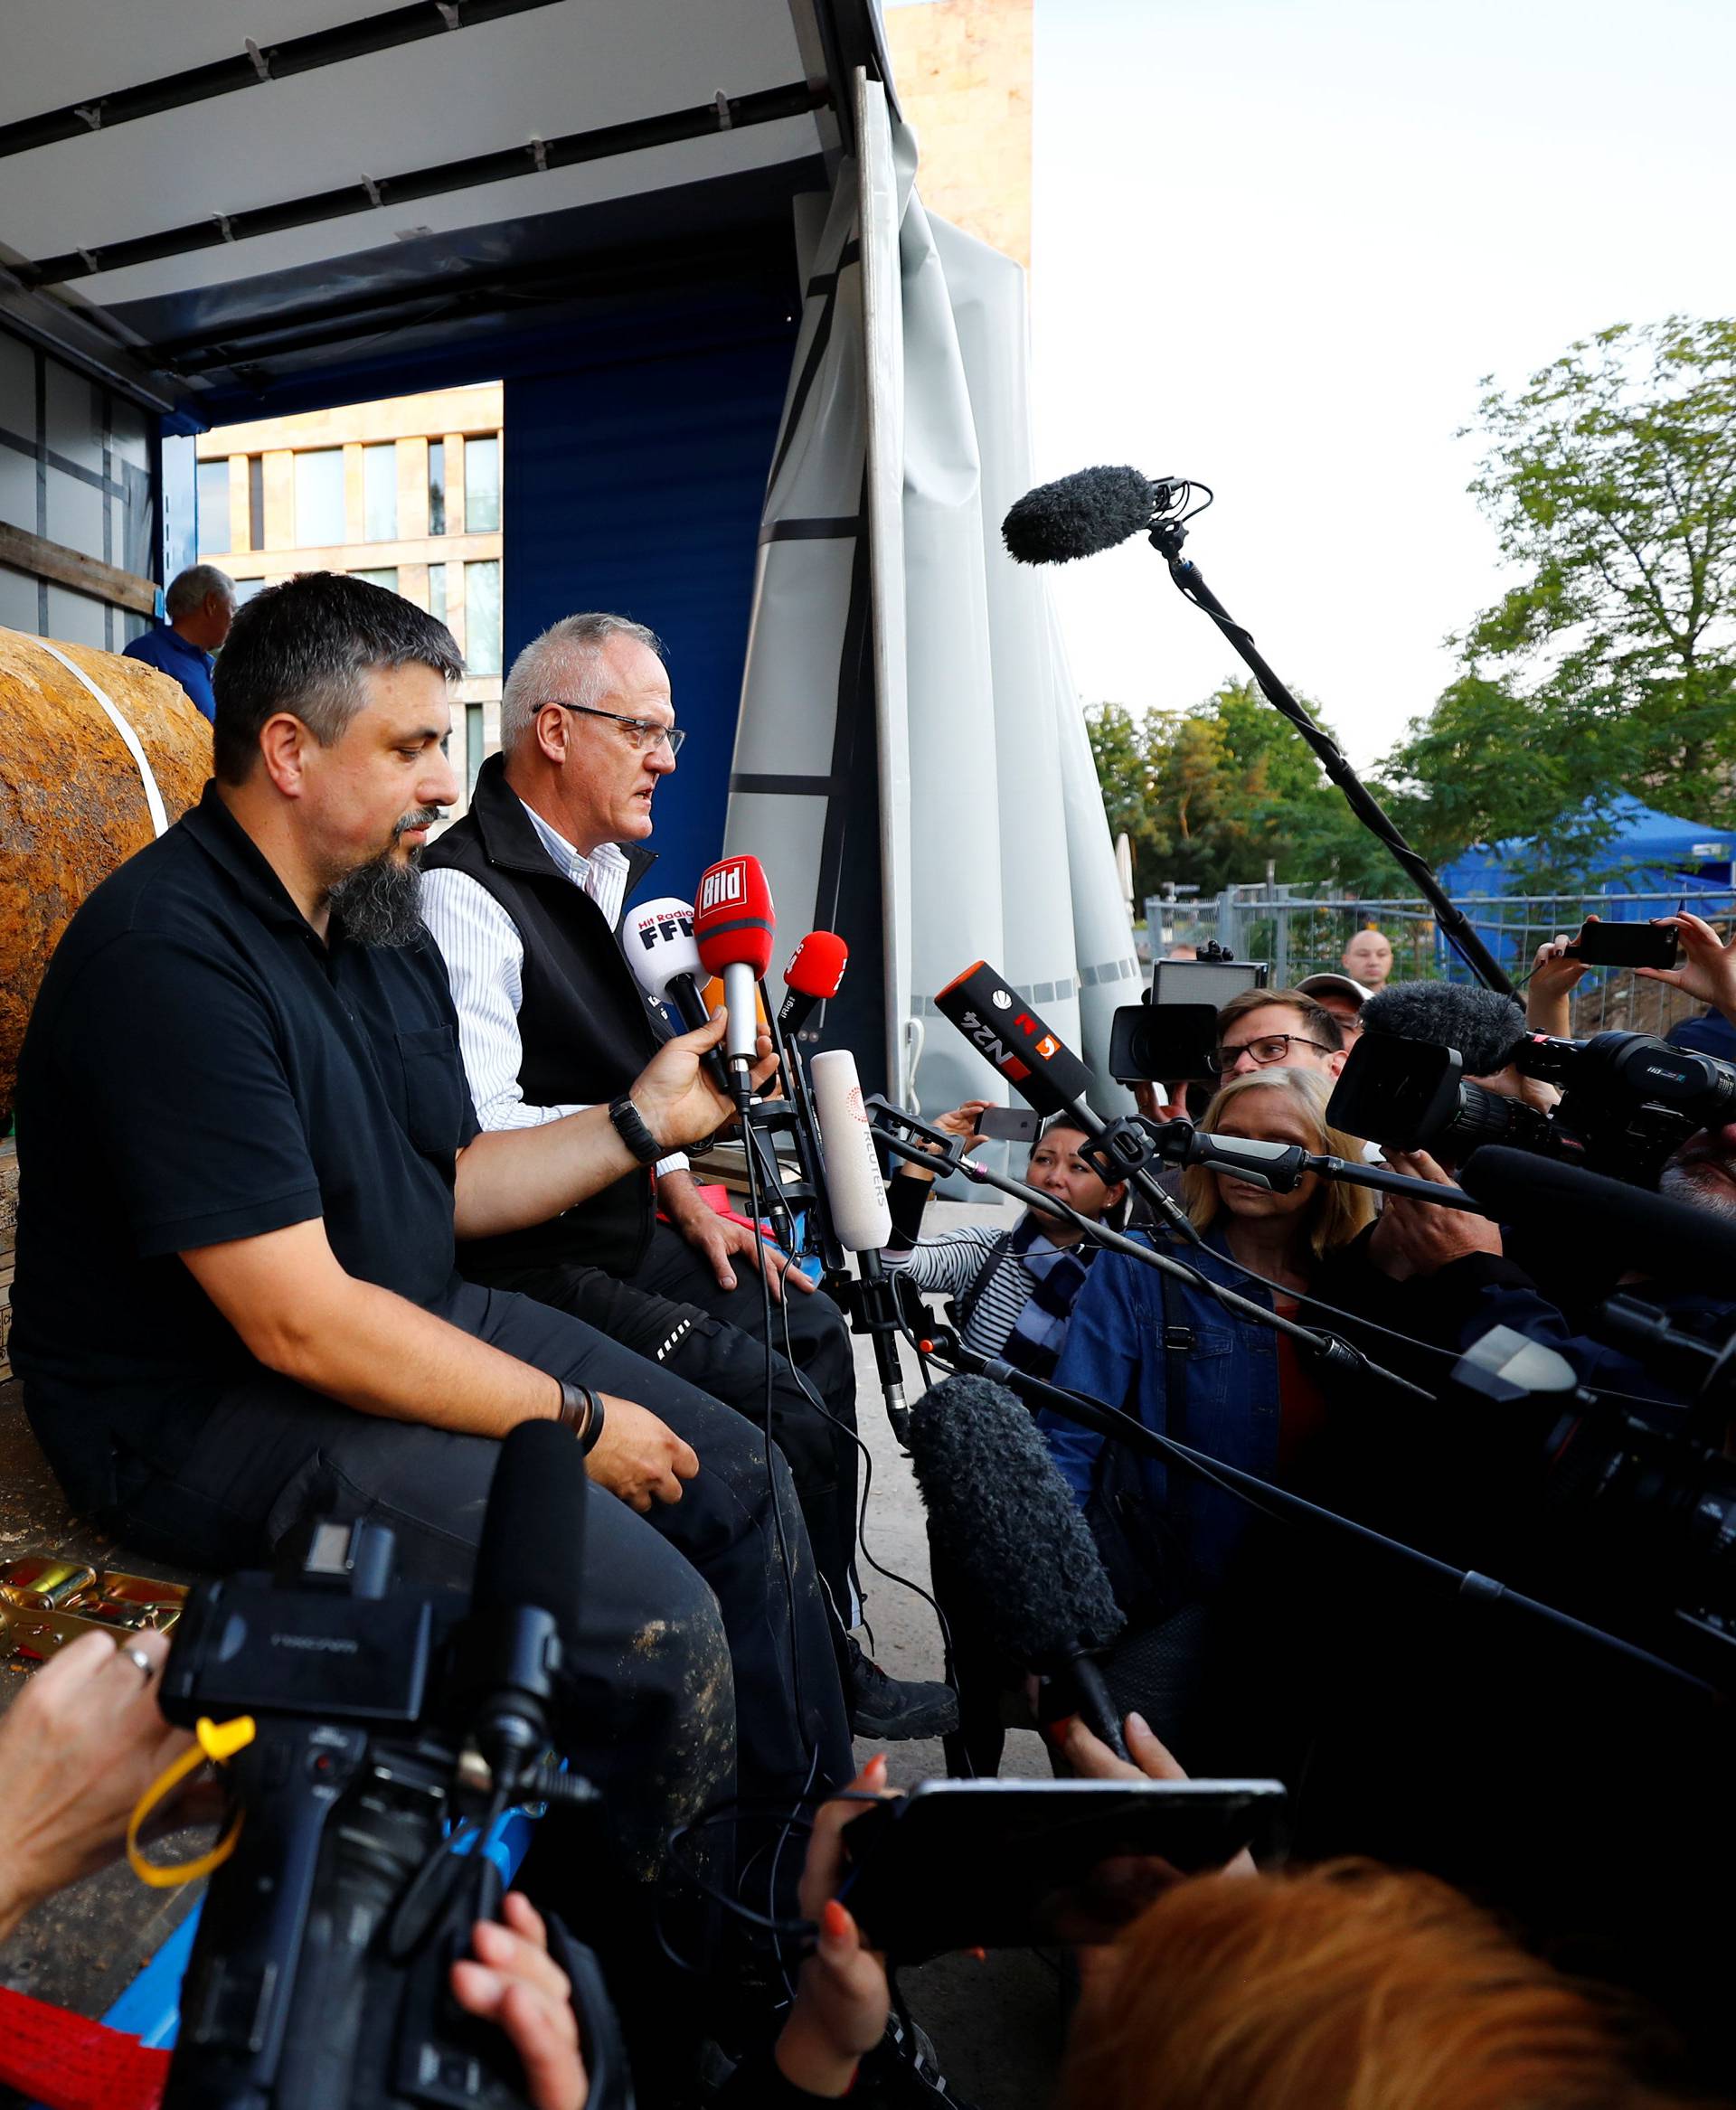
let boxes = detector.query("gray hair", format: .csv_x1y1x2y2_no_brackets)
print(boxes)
499,612,664,752
212,571,461,786
165,564,234,619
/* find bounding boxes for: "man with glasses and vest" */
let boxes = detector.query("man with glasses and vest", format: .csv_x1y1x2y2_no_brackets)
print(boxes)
421,614,955,1741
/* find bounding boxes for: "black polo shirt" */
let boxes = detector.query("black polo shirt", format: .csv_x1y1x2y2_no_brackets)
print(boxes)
11,780,478,1512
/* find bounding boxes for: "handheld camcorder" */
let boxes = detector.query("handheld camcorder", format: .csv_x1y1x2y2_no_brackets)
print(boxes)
156,1421,629,2110
1328,1026,1736,1185
1109,944,1269,1085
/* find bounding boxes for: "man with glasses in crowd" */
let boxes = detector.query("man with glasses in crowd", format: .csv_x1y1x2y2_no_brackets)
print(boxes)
1208,988,1350,1082
421,613,954,1740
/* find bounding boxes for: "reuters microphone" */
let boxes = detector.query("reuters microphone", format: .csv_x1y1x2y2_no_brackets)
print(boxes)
779,931,849,1044
693,854,776,1106
810,1047,909,1443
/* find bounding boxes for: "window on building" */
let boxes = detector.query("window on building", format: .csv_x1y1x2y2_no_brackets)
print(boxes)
464,560,501,675
294,447,345,546
466,435,500,533
363,443,398,542
196,458,231,557
429,561,448,626
467,702,486,796
247,456,265,551
233,578,267,607
429,440,447,536
353,567,400,592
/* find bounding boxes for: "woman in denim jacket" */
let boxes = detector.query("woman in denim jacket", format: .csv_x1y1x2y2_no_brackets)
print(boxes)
1043,1069,1374,1607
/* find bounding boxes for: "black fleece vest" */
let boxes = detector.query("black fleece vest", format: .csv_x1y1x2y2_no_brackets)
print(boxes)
423,753,666,1276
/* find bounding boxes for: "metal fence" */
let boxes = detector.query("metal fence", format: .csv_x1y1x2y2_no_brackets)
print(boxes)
1146,886,1736,1041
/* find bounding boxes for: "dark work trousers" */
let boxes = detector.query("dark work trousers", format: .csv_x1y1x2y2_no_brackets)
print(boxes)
467,1222,862,1633
99,1280,854,1871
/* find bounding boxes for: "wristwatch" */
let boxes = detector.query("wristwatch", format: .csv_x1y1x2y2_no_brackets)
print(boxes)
609,1092,664,1166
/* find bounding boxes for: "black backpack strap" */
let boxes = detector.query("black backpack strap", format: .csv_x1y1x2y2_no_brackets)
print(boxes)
950,1229,1016,1335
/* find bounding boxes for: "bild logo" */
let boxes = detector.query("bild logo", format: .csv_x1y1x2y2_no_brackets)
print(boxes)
700,863,746,915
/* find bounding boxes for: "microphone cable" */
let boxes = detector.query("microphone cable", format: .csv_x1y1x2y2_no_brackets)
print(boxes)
769,1281,967,1768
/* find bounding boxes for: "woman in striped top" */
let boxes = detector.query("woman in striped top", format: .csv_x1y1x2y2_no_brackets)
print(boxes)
880,1103,1129,1382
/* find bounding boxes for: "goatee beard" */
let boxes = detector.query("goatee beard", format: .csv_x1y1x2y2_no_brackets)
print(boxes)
328,844,427,947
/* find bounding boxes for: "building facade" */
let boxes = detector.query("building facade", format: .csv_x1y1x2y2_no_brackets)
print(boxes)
883,0,1033,272
194,382,503,815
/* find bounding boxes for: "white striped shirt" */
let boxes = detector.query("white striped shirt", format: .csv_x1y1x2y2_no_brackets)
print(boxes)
882,1220,1056,1361
420,798,688,1176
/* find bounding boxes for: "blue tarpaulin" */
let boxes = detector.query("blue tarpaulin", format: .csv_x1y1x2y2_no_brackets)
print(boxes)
1439,795,1735,900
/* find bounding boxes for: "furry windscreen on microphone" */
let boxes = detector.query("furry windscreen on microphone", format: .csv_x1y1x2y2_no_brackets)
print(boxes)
907,1374,1125,1663
1361,981,1527,1078
1002,465,1156,566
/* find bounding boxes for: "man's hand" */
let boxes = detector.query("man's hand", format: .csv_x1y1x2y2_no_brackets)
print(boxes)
660,1173,815,1301
583,1396,699,1512
777,1755,894,2098
0,1628,198,1941
1368,1148,1503,1281
450,1891,586,2110
1637,910,1736,1026
629,1013,781,1154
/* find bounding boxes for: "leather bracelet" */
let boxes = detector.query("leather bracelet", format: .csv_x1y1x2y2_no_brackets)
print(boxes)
557,1380,606,1453
609,1092,665,1166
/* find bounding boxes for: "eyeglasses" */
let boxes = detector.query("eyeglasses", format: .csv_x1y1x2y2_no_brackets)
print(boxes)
543,702,684,757
1207,1033,1334,1074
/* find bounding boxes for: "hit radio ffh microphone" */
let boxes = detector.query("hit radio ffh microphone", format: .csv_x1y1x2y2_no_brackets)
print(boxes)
906,1373,1128,1756
623,895,729,1092
693,854,776,1103
810,1047,910,1443
934,960,1096,1118
779,930,850,1043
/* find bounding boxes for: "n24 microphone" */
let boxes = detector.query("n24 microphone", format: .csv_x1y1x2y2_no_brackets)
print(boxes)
934,960,1095,1117
693,855,776,1105
779,930,849,1043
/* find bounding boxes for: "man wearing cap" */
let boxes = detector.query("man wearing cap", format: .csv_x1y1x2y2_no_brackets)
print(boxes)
1297,971,1373,1049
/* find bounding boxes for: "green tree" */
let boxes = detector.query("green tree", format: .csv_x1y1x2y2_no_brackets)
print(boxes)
1387,316,1736,875
1088,681,1401,899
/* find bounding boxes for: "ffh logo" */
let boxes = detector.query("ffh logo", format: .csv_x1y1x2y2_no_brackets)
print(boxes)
699,863,747,915
959,1010,1032,1082
632,912,693,950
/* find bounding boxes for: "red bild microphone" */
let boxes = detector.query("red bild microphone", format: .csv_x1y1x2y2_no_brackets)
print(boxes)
693,855,776,1098
779,931,849,1041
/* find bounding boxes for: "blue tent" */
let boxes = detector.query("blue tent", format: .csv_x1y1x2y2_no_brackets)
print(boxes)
1439,795,1735,900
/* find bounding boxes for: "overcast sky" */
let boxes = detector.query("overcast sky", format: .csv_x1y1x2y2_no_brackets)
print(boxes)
1026,0,1736,767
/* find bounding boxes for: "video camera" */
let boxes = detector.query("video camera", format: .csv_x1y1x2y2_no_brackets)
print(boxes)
156,1422,629,2110
1328,1025,1736,1185
1108,942,1269,1085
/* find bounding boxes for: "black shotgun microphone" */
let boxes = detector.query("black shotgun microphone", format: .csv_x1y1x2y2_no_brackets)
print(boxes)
1003,466,1169,566
462,1418,589,1796
906,1373,1128,1757
1458,1145,1736,1292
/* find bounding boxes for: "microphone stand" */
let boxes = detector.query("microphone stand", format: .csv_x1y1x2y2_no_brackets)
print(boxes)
1139,1118,1487,1213
918,1333,1714,1700
1146,506,1514,997
866,1099,1435,1406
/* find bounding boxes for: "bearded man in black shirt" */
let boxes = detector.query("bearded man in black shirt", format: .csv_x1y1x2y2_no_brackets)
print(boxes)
11,573,851,1865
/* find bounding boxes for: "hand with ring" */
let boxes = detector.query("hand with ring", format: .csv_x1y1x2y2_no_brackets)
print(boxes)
0,1627,201,1940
